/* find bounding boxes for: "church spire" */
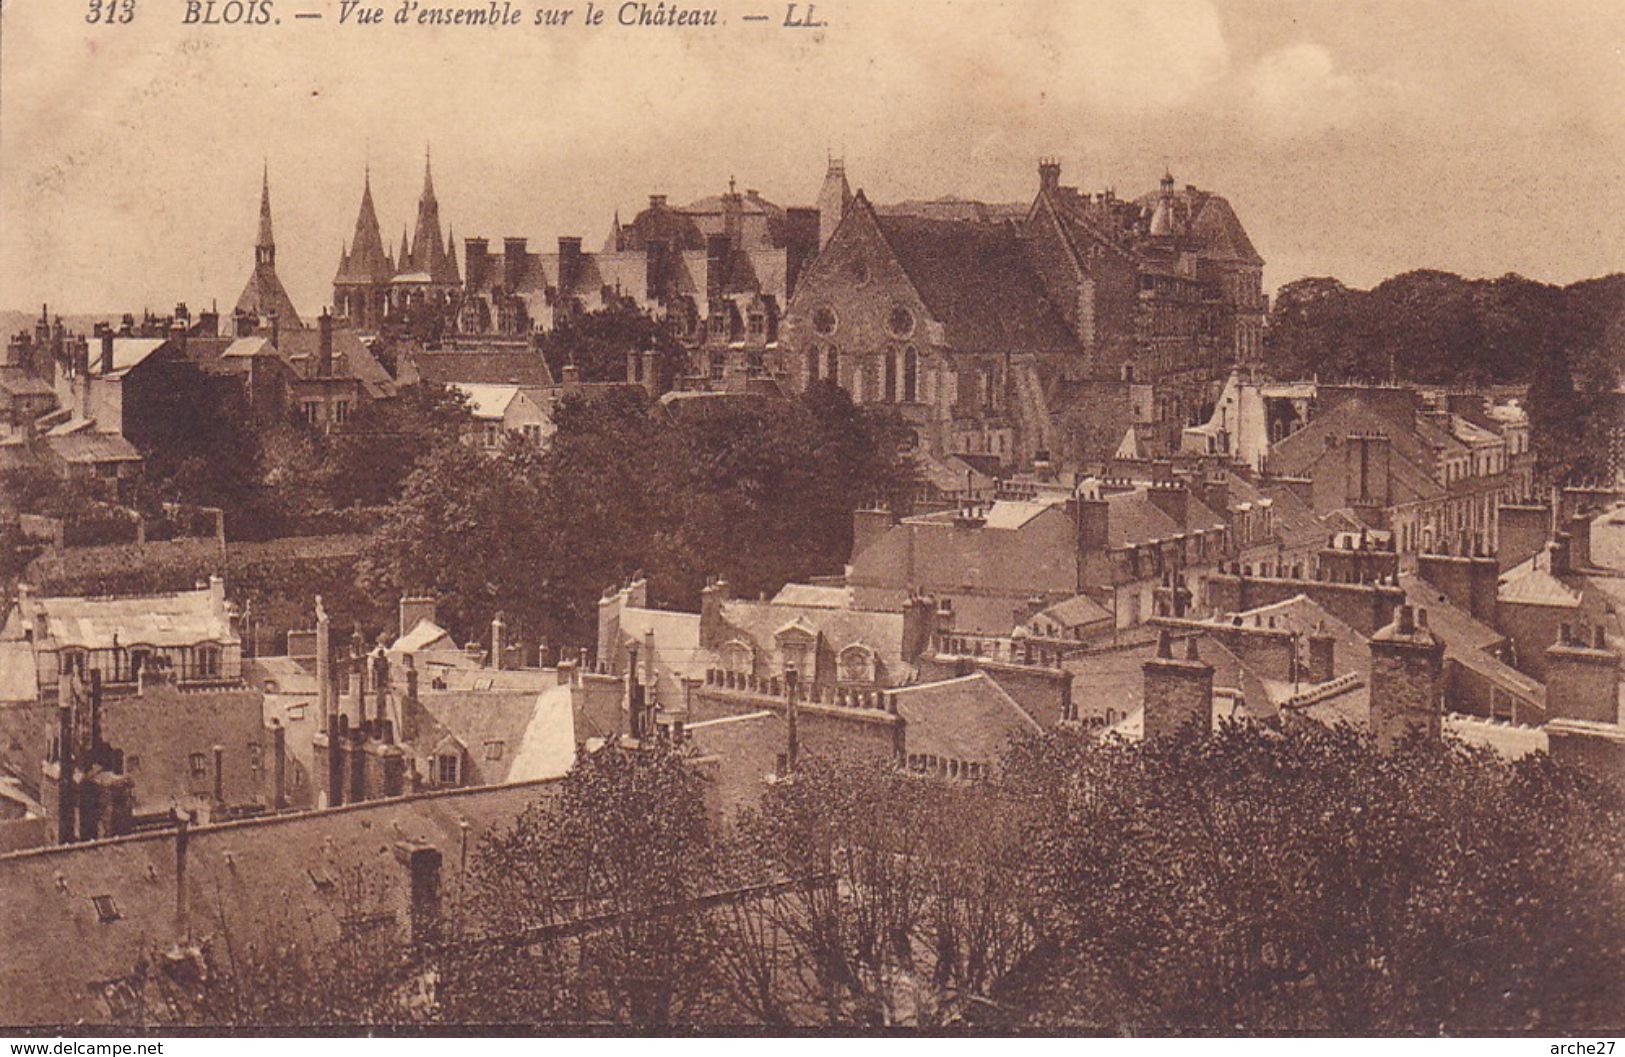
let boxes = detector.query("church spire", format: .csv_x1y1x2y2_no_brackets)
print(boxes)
256,161,276,262
237,163,303,329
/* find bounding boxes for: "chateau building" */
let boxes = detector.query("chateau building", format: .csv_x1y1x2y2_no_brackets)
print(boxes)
332,154,461,333
775,160,1266,469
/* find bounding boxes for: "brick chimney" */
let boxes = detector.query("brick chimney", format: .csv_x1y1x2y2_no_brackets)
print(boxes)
503,237,528,290
700,579,730,650
561,363,581,397
315,596,332,727
1368,605,1445,751
396,596,434,642
1308,630,1336,684
1147,483,1188,527
464,236,489,289
1141,631,1214,740
1545,625,1620,725
317,309,334,377
558,236,583,294
1074,494,1110,553
491,612,506,671
99,332,114,376
1566,511,1593,571
271,719,287,810
901,595,937,662
395,841,444,947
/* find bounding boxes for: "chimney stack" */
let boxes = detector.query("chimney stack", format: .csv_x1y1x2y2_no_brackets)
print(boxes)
1545,626,1620,725
212,744,226,809
396,842,444,947
503,237,527,290
271,719,287,810
1368,605,1445,752
1141,631,1214,740
317,310,334,377
100,332,114,376
491,612,506,671
700,579,730,649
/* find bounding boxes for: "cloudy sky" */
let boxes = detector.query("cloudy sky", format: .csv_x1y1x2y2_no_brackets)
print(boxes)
1,0,1620,316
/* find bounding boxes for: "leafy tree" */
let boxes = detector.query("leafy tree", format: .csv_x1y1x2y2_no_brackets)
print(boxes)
536,304,688,384
356,437,550,643
436,744,724,1027
1003,722,1625,1034
739,755,1044,1026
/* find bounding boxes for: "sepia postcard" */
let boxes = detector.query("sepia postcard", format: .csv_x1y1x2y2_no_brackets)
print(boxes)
0,0,1622,1040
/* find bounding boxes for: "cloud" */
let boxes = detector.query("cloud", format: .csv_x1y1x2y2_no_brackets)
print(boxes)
1240,42,1369,138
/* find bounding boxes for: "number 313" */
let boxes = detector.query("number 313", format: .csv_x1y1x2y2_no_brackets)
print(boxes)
85,0,136,23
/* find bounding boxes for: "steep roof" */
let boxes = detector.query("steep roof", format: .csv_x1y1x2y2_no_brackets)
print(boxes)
450,383,521,420
891,672,1041,765
334,171,396,286
871,210,1079,354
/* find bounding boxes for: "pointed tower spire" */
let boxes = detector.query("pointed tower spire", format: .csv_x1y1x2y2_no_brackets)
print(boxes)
399,227,412,273
422,144,436,201
445,226,460,284
256,160,275,253
237,163,303,328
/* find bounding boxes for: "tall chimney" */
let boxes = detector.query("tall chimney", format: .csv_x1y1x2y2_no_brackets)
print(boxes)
100,332,114,376
317,310,334,378
503,237,528,289
212,744,226,808
271,719,287,810
174,812,190,929
316,596,332,727
55,700,75,844
1308,631,1336,684
558,236,583,294
491,612,506,671
396,842,444,947
785,665,801,775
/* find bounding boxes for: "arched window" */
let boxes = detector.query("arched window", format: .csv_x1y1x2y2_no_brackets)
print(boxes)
902,346,918,403
806,346,820,385
884,346,898,402
825,347,839,386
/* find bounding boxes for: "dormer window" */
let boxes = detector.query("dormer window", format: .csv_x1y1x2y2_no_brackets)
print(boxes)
838,643,877,685
436,753,461,786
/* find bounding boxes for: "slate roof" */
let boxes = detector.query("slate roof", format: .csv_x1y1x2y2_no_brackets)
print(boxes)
770,583,854,609
450,383,521,420
12,584,233,651
891,672,1041,766
85,339,168,380
277,328,394,398
44,432,142,466
408,350,556,388
872,213,1079,354
0,367,54,398
1131,186,1264,267
1031,593,1112,631
412,689,573,786
0,639,37,703
0,777,565,1027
